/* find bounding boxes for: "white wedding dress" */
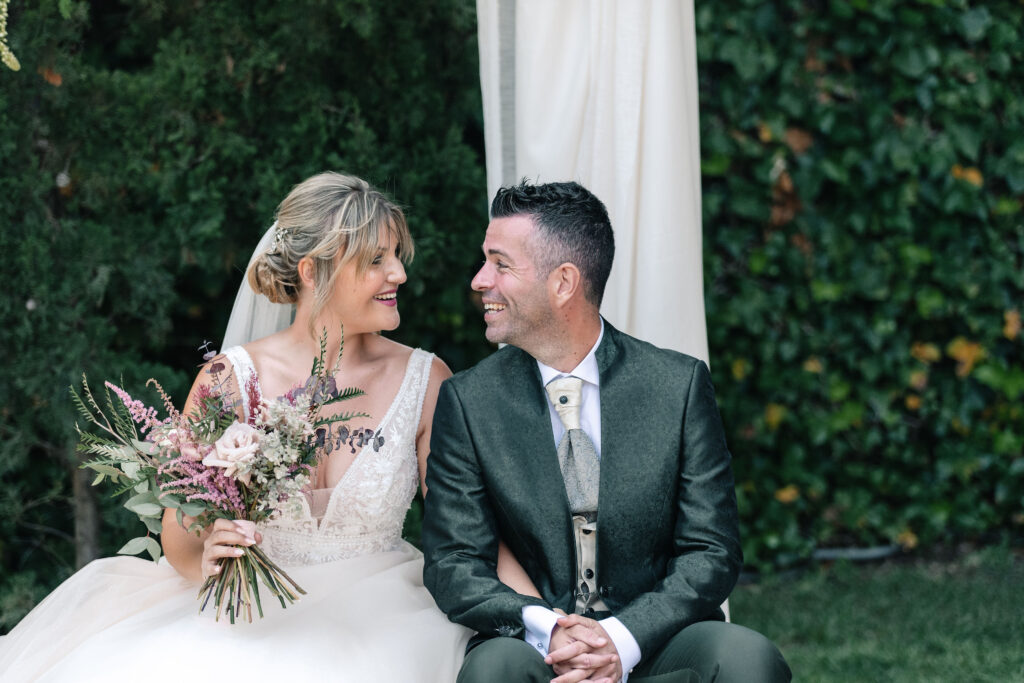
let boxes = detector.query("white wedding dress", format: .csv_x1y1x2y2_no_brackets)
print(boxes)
0,347,470,682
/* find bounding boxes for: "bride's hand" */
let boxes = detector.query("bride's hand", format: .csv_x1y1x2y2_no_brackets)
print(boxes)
201,519,262,580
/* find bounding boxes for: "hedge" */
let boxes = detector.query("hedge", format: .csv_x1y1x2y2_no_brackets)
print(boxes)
696,0,1024,570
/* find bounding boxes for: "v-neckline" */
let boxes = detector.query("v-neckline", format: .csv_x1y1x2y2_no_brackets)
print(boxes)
301,349,420,529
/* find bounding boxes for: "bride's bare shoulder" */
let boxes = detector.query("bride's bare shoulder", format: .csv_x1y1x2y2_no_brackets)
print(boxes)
238,330,288,362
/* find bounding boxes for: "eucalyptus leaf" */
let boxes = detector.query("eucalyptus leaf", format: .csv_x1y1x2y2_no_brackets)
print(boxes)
130,439,158,456
118,537,153,556
125,491,163,517
129,503,163,517
87,463,124,478
143,515,164,535
145,537,163,562
122,461,141,479
180,502,207,517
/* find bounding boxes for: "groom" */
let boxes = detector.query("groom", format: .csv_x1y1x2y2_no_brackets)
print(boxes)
423,181,790,682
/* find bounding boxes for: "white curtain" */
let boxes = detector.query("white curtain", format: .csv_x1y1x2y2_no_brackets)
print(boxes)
476,0,708,363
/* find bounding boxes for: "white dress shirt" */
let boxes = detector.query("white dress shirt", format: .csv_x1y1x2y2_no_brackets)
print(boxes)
520,320,642,681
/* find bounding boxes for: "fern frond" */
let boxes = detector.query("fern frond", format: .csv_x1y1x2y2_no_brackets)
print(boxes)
312,328,328,377
316,411,370,427
75,430,118,447
82,442,137,459
70,381,98,423
106,381,140,442
322,386,365,406
332,324,345,377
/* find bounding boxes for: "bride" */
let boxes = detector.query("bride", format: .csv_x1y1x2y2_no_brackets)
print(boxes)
0,172,534,681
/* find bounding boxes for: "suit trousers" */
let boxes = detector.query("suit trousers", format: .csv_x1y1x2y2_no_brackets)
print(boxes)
457,620,791,683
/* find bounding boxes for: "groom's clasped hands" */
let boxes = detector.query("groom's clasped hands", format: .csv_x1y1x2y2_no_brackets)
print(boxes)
546,614,622,683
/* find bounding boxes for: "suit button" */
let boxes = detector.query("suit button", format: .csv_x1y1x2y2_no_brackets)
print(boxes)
582,527,593,535
559,395,568,404
584,568,594,579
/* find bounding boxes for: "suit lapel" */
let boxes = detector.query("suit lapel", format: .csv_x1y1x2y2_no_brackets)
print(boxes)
498,347,573,524
595,323,652,541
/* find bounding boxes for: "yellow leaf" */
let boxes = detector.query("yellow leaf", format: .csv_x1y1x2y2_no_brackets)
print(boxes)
39,66,63,86
757,122,773,143
946,337,985,377
764,403,787,430
784,127,813,155
1004,310,1021,340
908,370,928,391
731,358,749,381
951,163,983,187
905,394,921,411
774,485,799,504
910,342,941,363
963,167,983,187
802,357,823,373
897,529,918,550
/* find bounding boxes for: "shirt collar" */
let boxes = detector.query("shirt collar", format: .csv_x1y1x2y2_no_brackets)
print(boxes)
536,318,604,388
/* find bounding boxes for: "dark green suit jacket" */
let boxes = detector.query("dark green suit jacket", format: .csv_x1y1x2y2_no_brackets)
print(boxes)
422,322,741,658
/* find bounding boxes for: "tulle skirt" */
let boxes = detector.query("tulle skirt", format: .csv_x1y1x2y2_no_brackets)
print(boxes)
0,542,470,682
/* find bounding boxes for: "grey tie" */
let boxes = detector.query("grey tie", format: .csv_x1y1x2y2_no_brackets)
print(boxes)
545,376,600,514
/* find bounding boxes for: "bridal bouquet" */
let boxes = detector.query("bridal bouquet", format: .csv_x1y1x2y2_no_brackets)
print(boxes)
72,332,373,623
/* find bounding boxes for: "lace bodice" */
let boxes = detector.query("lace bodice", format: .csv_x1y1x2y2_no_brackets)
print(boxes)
221,346,433,567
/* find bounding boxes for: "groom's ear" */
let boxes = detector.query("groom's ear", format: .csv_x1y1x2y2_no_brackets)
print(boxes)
548,262,582,307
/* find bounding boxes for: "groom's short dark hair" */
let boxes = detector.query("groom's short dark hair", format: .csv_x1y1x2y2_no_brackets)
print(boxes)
490,180,615,306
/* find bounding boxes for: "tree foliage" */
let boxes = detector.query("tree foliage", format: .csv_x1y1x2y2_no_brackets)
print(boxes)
0,0,489,631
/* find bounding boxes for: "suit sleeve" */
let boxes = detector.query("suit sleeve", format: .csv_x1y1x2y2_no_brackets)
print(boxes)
421,379,548,637
613,360,742,656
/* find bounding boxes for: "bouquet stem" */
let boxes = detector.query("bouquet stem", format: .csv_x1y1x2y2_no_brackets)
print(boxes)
198,545,306,623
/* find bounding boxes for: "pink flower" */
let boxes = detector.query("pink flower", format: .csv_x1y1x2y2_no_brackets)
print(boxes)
180,444,203,461
203,422,261,485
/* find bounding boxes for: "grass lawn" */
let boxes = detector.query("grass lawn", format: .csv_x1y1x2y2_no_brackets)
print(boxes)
729,546,1024,682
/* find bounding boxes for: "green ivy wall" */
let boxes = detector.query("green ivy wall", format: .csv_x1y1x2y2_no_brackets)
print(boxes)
696,0,1024,569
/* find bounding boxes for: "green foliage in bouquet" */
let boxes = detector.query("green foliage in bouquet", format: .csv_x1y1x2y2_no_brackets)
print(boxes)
71,329,371,622
71,379,167,563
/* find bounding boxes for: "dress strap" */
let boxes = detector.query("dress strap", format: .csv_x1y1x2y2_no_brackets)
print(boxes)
220,346,263,422
403,349,435,438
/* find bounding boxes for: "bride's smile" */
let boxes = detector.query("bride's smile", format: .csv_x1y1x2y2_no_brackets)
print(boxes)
324,231,407,335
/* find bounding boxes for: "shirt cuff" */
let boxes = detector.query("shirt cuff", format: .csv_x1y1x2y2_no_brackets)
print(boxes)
522,605,561,657
600,616,641,683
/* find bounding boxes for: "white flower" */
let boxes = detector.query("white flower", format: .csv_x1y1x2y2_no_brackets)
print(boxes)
204,422,262,485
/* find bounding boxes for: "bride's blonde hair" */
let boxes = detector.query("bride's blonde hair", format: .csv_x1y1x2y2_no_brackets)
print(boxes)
247,172,413,335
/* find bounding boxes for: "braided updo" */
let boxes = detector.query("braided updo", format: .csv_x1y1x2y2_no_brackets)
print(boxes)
247,172,413,334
